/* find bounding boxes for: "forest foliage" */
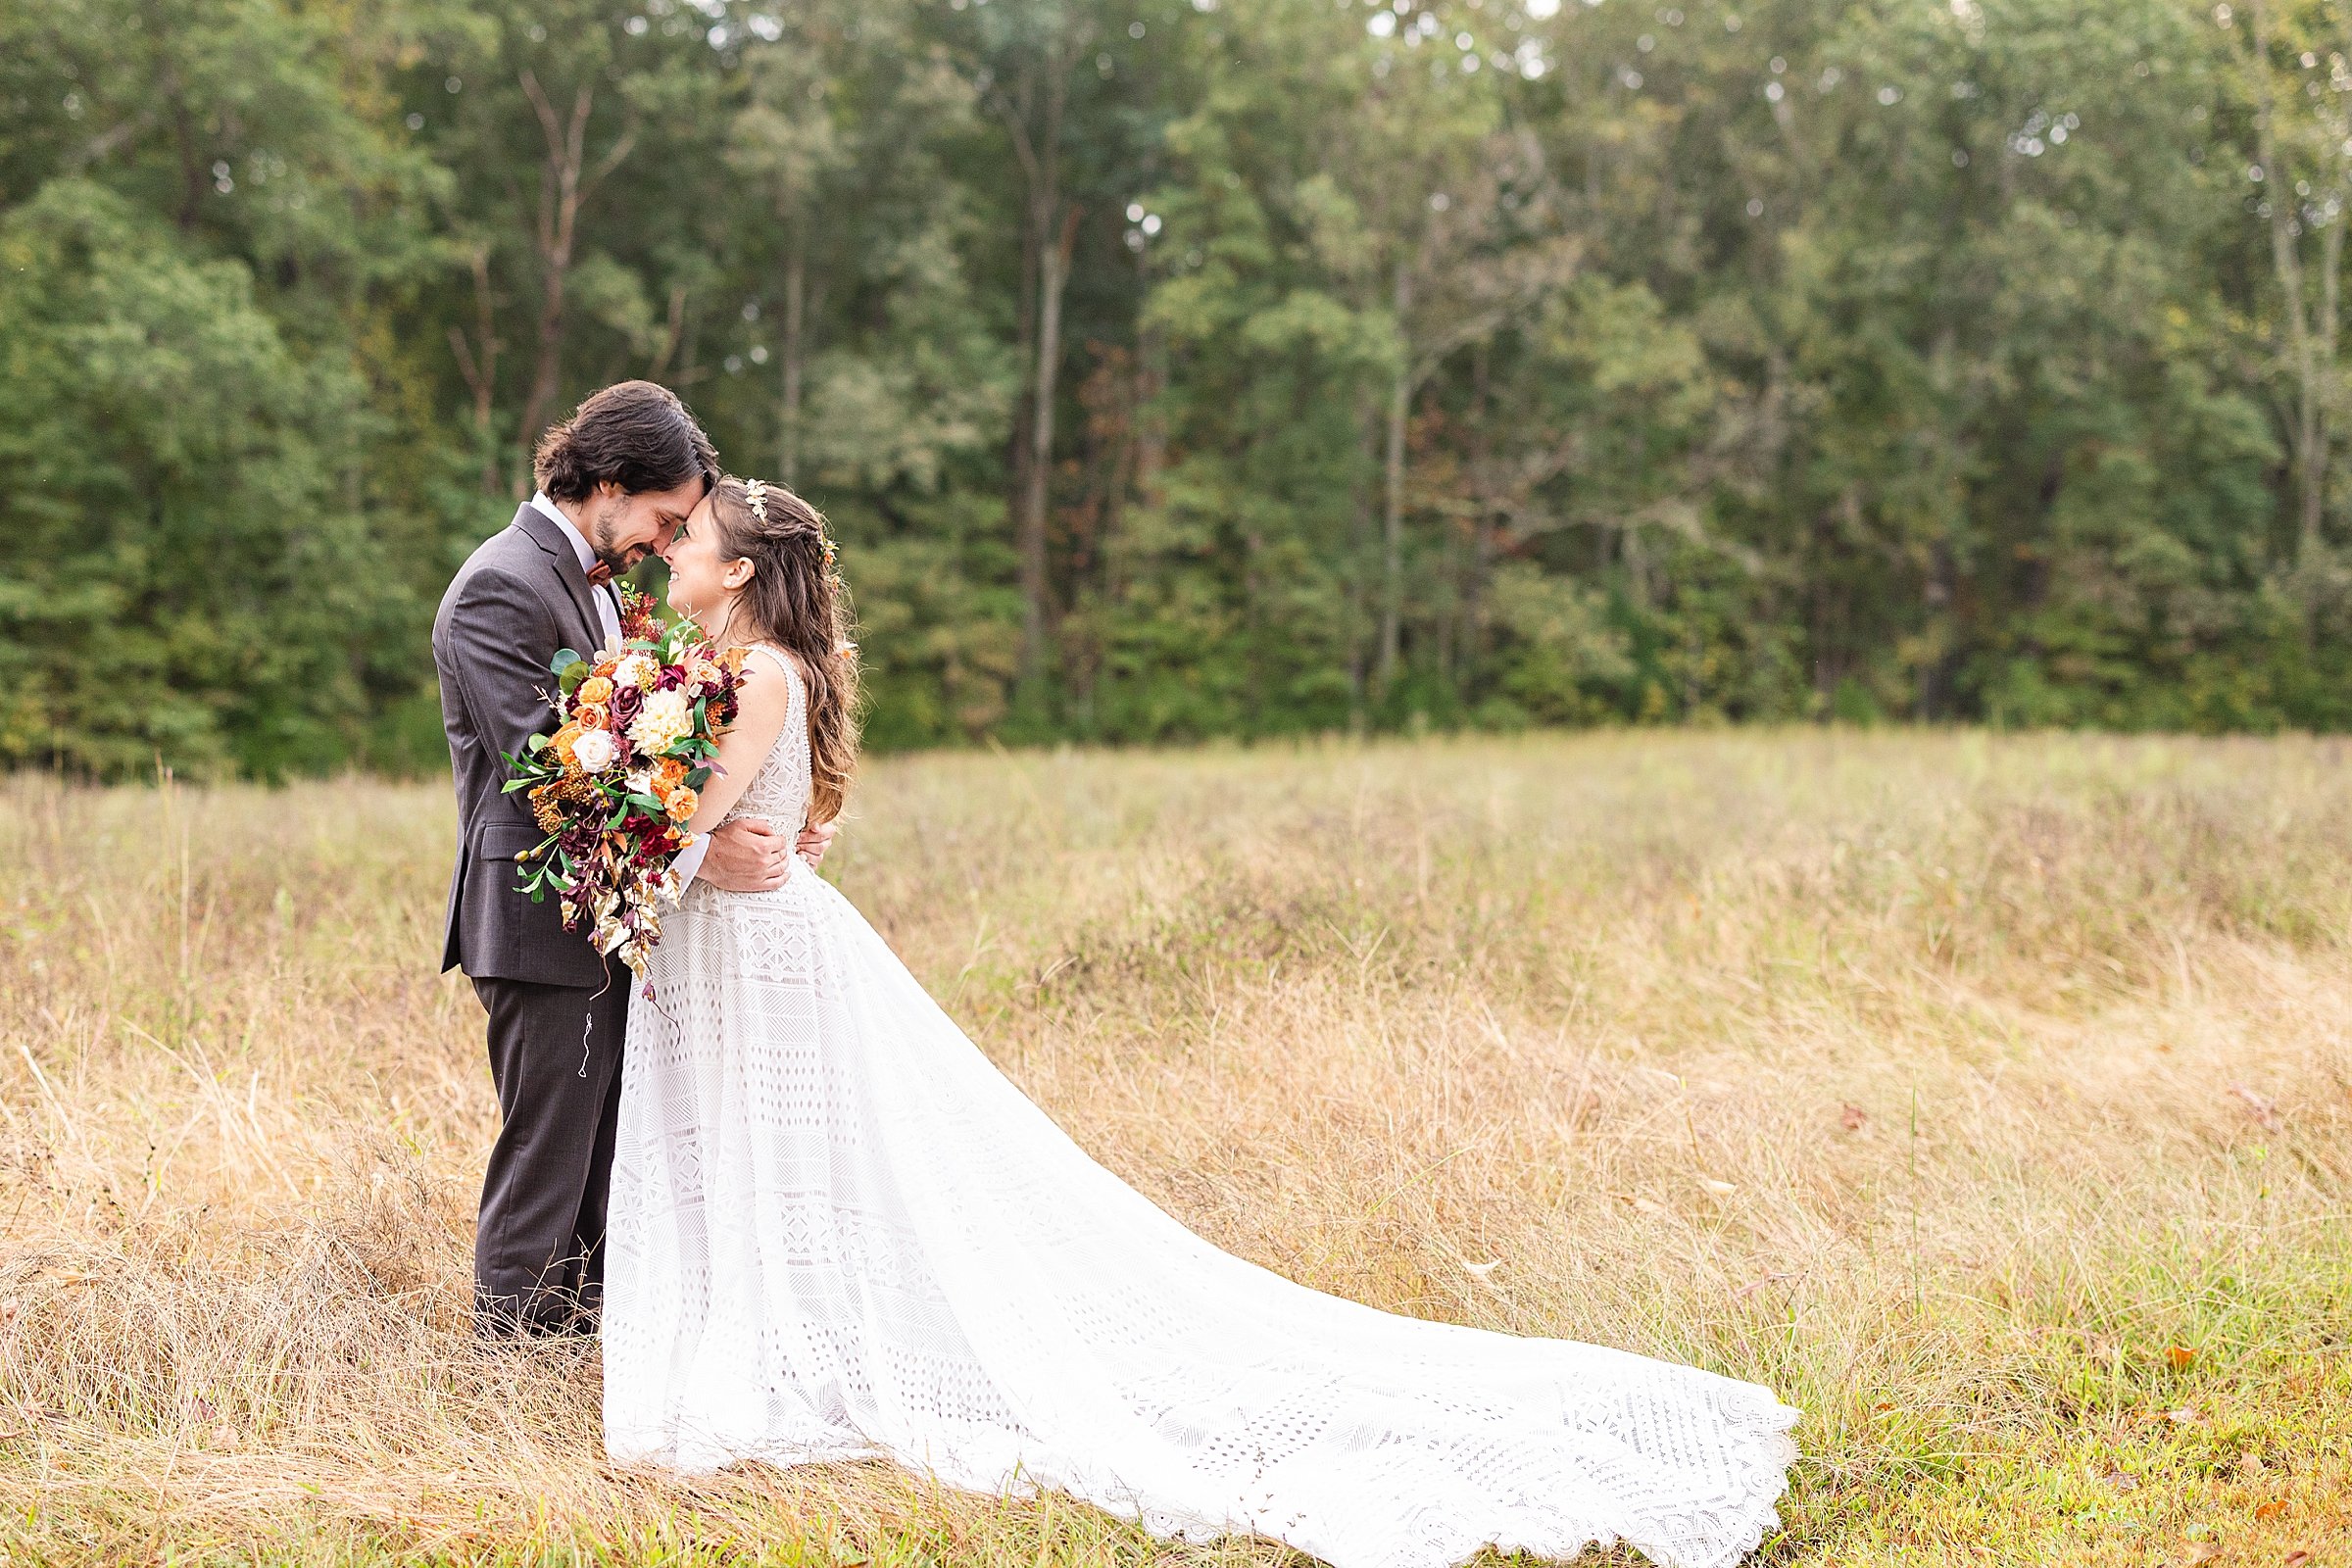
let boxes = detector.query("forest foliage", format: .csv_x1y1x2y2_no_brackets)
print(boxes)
5,0,2352,774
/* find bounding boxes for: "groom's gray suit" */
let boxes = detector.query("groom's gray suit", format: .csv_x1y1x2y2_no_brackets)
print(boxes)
433,502,628,1333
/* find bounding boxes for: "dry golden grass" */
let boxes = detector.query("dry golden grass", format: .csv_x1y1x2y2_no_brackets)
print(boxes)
2,728,2349,1567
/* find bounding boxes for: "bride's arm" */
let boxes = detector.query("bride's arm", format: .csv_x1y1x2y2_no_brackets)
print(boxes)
680,652,799,840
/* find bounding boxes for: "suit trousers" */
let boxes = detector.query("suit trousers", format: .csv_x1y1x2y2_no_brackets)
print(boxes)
470,973,629,1334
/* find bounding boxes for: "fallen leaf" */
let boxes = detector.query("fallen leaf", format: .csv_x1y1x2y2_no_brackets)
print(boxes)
2254,1499,2286,1521
1698,1177,1738,1197
2103,1467,2139,1492
2184,1544,2222,1566
209,1421,236,1450
1872,1399,1894,1412
2166,1406,2199,1425
2284,1551,2311,1566
2238,1450,2265,1482
1734,1271,1795,1298
1839,1102,1868,1132
2167,1344,2198,1369
1632,1197,1670,1217
1460,1259,1501,1278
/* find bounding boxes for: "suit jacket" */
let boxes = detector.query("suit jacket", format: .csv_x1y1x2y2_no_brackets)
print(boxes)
433,503,617,988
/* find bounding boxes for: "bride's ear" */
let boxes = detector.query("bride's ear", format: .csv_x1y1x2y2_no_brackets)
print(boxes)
722,557,755,592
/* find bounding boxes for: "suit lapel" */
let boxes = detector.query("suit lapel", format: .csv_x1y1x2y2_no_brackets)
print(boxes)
511,503,603,652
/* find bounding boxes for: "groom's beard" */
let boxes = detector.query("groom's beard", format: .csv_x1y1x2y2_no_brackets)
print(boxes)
589,498,649,574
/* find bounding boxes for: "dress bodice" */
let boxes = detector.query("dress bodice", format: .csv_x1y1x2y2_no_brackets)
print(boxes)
716,643,811,837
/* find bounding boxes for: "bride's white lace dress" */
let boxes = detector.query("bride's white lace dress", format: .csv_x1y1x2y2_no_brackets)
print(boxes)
603,647,1799,1568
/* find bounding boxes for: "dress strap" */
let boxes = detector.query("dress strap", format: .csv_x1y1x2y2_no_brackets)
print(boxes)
739,642,802,687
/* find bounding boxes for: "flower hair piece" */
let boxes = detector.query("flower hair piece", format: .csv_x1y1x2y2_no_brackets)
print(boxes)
732,473,839,572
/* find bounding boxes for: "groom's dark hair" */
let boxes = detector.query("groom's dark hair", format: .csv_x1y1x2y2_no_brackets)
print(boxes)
532,380,719,503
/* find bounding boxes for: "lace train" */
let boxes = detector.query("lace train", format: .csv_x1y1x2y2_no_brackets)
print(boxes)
603,650,1798,1568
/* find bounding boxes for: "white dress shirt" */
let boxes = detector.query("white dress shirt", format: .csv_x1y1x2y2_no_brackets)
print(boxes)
529,491,623,650
526,491,711,889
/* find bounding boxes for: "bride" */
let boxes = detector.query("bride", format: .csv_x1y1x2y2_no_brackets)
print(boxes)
602,475,1799,1568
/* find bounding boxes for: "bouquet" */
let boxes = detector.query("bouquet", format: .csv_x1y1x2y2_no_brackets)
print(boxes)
502,585,745,989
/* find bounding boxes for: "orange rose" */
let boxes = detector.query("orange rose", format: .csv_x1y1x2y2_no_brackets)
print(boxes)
719,646,748,673
549,722,583,767
664,787,698,822
577,675,614,706
654,758,687,791
574,704,610,731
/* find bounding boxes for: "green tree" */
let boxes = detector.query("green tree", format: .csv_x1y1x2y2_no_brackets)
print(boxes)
0,182,403,775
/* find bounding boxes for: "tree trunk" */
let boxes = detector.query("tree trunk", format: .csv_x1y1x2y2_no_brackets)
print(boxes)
2249,0,2328,558
988,28,1089,695
1375,258,1411,700
1003,60,1044,613
447,242,503,497
1133,318,1167,515
168,84,204,231
1347,393,1378,731
1018,203,1081,684
513,72,635,497
645,284,687,382
1811,491,1858,715
1459,340,1494,700
780,224,807,486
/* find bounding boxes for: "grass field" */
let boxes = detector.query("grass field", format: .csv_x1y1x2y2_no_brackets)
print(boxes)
2,729,2348,1567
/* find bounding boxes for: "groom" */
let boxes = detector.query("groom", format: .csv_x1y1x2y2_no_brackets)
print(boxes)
433,379,829,1337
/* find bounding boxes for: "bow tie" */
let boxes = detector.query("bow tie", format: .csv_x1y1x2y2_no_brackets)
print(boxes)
585,561,613,588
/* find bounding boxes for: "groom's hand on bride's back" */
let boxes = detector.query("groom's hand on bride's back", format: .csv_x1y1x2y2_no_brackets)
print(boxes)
700,819,796,892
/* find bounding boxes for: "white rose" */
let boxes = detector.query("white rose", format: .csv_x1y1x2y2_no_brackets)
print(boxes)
572,728,617,773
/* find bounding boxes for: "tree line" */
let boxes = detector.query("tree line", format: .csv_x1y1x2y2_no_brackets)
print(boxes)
3,0,2349,776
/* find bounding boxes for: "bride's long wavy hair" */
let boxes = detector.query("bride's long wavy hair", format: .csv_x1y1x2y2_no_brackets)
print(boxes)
704,475,860,824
